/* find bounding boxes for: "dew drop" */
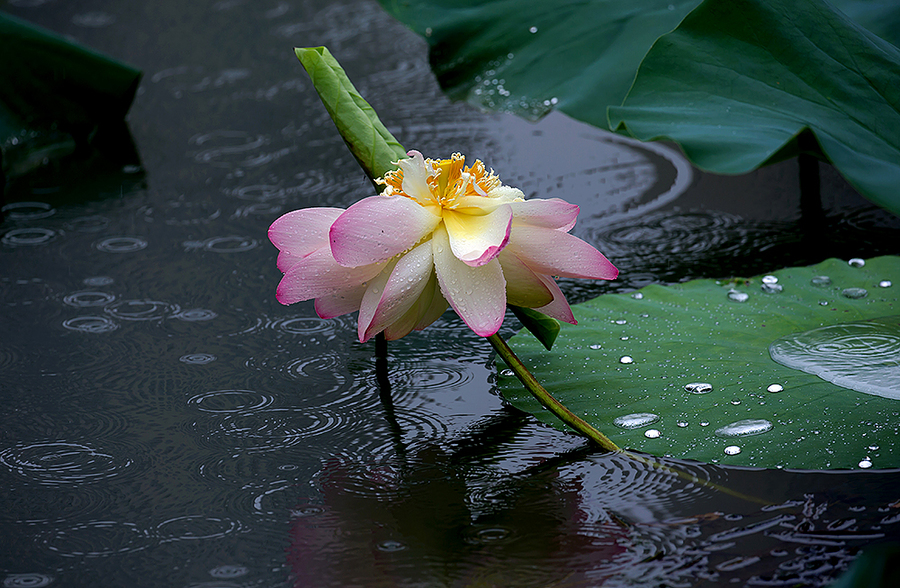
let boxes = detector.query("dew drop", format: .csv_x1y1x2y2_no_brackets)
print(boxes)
811,275,832,287
619,356,633,364
766,383,784,393
761,283,784,294
676,421,689,428
588,344,602,350
615,319,627,325
684,382,713,394
700,421,710,427
631,292,643,300
528,26,538,33
762,275,778,284
730,399,741,405
499,369,514,377
868,445,879,451
858,458,873,469
715,419,773,437
613,413,658,429
879,280,892,288
818,300,829,306
848,258,865,267
727,289,749,302
841,287,868,299
724,445,741,456
644,429,661,439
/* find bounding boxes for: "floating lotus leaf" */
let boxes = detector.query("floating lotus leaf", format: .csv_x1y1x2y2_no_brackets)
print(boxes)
498,257,900,470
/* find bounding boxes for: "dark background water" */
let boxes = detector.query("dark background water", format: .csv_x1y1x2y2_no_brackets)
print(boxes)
2,0,900,586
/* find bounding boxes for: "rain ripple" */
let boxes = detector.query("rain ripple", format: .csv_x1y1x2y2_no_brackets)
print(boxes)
0,441,133,486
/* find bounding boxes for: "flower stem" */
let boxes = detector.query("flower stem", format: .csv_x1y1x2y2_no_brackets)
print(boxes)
487,333,620,452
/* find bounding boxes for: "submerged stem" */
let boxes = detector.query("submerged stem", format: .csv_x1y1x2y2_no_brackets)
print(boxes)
487,333,620,452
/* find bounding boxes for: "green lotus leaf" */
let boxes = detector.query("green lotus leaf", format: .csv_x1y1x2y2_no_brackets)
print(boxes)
379,0,900,217
498,256,900,470
610,0,900,218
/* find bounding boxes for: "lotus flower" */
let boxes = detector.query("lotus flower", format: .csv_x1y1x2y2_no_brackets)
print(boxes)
269,150,617,342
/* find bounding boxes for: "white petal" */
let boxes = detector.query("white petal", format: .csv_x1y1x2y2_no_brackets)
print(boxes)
432,224,506,337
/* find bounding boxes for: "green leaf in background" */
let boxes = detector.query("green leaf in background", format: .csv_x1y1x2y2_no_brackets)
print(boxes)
295,46,407,182
379,0,900,217
610,0,900,218
498,257,900,470
378,0,702,121
0,12,141,181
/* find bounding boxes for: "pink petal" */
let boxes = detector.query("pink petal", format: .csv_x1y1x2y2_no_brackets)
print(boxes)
413,273,449,332
329,195,440,267
509,198,579,232
276,247,384,305
269,208,344,272
506,225,618,280
533,274,576,325
432,225,506,337
358,241,435,342
498,249,554,308
443,204,512,267
314,283,367,319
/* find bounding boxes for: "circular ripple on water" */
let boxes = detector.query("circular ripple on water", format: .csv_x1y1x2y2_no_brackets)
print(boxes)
173,308,218,322
1,201,55,220
139,200,222,226
184,236,258,253
194,408,354,453
93,236,148,253
180,353,218,365
62,316,119,334
63,291,116,308
104,299,180,321
0,442,134,486
154,515,246,543
2,572,55,587
248,352,354,401
2,228,57,247
65,215,110,233
41,520,151,557
189,130,269,169
187,389,276,413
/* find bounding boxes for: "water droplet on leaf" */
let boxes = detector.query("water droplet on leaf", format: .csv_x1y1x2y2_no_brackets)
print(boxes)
766,383,784,393
727,289,749,302
684,382,713,394
848,258,865,267
841,287,868,299
724,445,741,456
715,419,773,437
644,429,661,439
619,356,633,364
613,413,658,429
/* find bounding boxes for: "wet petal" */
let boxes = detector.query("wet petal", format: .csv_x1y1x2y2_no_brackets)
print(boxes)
532,274,576,325
507,225,618,280
443,204,512,267
433,225,506,337
276,247,384,305
359,241,435,342
330,195,440,267
269,208,344,272
412,272,449,332
509,198,579,232
314,283,367,319
498,249,553,308
397,150,435,206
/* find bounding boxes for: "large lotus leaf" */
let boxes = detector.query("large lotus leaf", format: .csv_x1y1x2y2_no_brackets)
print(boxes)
379,0,900,217
609,0,900,218
498,257,900,470
377,0,703,120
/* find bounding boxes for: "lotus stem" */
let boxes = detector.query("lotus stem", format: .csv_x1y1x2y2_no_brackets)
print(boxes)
487,333,620,452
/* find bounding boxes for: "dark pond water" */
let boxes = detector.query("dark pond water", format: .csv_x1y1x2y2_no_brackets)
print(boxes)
2,0,900,586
